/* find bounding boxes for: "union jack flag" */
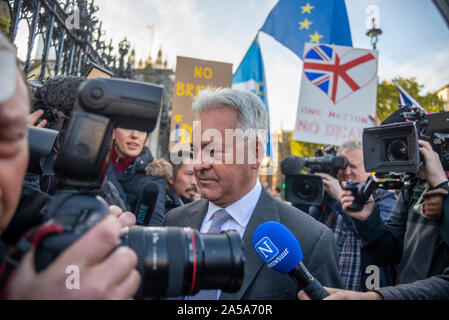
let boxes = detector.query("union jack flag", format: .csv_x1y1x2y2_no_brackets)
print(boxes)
303,45,376,104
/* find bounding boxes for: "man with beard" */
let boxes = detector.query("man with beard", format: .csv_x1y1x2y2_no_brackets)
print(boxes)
145,155,199,212
170,154,199,205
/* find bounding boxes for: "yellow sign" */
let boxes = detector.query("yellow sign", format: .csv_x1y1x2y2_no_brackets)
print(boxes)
170,56,233,151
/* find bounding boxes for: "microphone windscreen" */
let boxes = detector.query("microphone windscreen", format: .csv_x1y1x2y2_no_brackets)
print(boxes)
252,221,303,274
134,182,159,226
280,156,306,175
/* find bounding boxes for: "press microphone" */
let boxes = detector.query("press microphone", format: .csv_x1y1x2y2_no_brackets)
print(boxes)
252,221,330,300
280,155,306,175
134,182,159,226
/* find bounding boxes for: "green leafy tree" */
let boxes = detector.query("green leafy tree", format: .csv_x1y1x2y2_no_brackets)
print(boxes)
376,77,444,122
0,16,10,37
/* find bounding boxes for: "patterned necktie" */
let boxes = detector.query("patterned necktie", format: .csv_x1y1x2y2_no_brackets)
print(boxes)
188,209,232,300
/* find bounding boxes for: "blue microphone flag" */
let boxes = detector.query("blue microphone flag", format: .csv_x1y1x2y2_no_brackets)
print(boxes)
252,221,303,274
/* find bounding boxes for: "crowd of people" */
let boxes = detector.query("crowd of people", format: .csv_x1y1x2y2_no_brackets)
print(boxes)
1,31,449,300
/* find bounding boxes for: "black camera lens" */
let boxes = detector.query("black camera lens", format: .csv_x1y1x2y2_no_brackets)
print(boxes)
387,139,409,161
120,226,244,298
296,178,317,200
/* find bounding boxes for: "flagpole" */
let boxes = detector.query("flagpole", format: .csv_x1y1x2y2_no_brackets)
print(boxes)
392,80,425,111
147,25,155,59
234,0,279,72
234,33,259,74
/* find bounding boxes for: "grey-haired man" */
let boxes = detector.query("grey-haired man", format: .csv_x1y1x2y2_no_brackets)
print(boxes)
163,88,342,300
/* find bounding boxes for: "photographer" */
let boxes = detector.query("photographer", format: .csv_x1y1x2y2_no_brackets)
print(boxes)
309,139,396,291
303,139,449,300
0,33,140,299
26,75,85,195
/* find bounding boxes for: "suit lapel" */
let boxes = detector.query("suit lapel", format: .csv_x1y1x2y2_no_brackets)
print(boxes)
184,199,209,230
220,189,280,300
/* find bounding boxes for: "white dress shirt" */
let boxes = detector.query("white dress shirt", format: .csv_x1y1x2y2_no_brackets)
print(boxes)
200,179,262,239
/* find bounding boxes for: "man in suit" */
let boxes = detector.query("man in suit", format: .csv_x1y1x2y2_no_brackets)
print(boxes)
163,88,342,300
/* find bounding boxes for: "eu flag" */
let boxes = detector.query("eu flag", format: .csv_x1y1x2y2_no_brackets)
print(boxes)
261,0,352,59
233,36,272,157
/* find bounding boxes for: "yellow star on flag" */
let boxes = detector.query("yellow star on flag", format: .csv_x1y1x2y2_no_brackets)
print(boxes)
258,81,264,96
299,18,312,30
309,31,323,43
174,114,183,122
301,2,314,14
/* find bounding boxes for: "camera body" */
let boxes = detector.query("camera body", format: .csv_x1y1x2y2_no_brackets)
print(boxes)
343,179,377,212
363,107,449,173
284,146,348,206
54,78,163,189
284,173,324,206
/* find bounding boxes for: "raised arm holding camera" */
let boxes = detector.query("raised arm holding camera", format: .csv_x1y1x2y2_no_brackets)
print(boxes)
315,141,396,291
302,108,449,300
0,33,140,300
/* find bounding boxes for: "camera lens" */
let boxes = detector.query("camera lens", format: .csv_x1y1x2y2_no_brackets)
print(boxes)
120,226,244,298
296,178,317,200
387,139,409,161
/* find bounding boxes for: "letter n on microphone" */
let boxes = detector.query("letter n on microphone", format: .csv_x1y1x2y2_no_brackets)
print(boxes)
255,237,279,263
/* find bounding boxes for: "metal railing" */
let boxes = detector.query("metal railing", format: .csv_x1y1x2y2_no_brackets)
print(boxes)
7,0,132,79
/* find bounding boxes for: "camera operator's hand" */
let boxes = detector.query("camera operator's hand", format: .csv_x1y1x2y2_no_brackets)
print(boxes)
340,185,375,221
298,287,383,300
418,140,448,188
109,205,136,227
7,215,140,300
423,188,448,221
315,173,343,201
28,109,47,128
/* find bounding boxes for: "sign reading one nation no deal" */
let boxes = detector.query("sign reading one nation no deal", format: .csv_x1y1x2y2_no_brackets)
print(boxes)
170,56,233,151
293,43,378,146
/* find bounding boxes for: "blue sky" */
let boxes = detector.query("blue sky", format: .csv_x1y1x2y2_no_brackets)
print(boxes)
16,0,449,131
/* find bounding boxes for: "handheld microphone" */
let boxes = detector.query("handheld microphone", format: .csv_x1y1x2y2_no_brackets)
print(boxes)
134,182,159,226
252,221,330,300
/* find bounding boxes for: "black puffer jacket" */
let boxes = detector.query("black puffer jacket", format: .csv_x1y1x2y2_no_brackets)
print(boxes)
106,148,167,226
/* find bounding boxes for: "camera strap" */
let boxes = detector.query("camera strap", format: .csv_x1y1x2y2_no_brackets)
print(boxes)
0,223,63,299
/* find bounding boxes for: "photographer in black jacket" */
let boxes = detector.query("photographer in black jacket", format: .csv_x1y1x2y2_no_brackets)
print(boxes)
309,140,396,292
0,33,139,299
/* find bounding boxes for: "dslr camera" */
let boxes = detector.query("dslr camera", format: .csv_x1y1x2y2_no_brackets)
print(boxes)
363,106,449,173
283,145,348,206
22,78,244,298
343,178,377,212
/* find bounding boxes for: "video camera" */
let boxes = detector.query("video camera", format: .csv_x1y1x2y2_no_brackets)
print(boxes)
363,106,449,173
282,146,348,206
24,78,244,298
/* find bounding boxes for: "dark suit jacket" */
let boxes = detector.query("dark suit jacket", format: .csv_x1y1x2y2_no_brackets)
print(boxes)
163,188,343,300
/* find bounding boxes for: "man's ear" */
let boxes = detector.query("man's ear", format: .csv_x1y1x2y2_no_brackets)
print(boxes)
112,129,116,140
